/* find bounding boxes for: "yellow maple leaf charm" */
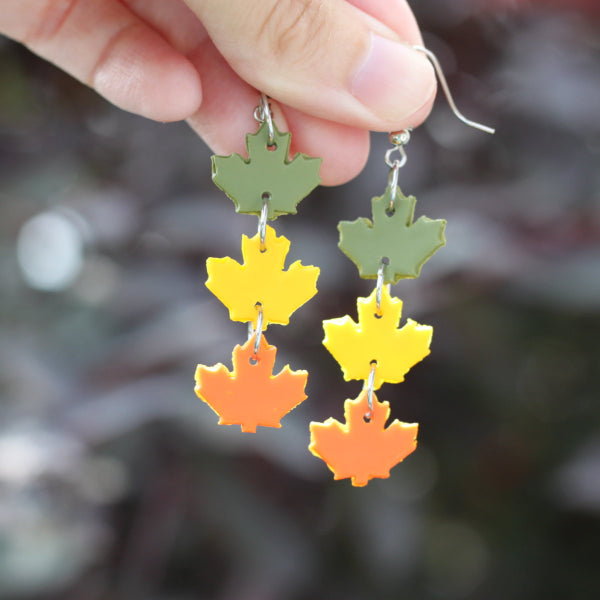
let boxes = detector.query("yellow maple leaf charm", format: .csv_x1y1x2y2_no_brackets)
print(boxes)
206,226,319,327
309,390,418,486
323,287,432,388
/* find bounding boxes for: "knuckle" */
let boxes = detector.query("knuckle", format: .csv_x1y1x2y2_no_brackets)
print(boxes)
257,0,329,65
24,0,80,47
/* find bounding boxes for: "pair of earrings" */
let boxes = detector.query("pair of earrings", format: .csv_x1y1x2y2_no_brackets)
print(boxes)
194,46,494,487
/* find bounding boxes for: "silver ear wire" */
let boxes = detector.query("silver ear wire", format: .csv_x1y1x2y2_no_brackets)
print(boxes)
384,46,494,210
254,93,276,146
412,45,495,135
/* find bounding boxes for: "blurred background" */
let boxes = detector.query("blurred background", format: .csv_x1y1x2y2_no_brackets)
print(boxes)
1,1,599,599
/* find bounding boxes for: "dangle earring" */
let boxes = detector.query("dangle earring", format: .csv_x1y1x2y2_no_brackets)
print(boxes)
194,95,322,432
309,46,495,486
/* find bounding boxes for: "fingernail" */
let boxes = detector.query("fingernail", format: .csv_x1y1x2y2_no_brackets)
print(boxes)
351,34,435,122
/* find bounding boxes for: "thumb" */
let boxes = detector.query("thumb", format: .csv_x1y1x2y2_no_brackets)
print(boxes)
185,0,435,131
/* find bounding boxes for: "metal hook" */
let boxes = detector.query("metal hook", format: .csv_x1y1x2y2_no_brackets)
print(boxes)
365,362,377,420
253,93,276,146
384,143,408,170
253,303,264,357
384,129,410,210
386,157,401,211
258,195,269,251
375,258,388,314
412,45,495,135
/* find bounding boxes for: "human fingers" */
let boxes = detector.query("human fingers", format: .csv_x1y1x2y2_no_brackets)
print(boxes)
341,0,436,127
0,0,202,121
122,0,208,55
282,106,371,186
184,0,436,132
185,38,369,186
344,0,423,45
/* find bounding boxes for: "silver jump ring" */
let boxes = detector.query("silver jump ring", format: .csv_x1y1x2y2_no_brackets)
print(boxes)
384,144,408,170
387,161,401,212
258,198,269,251
375,259,387,314
253,93,275,147
253,303,264,356
365,362,377,419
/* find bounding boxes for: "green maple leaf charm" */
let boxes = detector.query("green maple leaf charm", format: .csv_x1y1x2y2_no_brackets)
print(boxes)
211,122,322,219
338,186,446,283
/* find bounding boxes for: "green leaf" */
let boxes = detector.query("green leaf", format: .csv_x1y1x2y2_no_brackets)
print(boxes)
338,186,446,283
211,122,322,219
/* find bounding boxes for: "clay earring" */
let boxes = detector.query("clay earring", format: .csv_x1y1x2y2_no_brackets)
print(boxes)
194,95,322,432
309,46,495,486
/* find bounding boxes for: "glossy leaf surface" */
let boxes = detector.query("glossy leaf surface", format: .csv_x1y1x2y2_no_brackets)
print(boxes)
212,122,322,219
206,226,319,327
195,335,308,433
323,287,432,388
309,391,418,486
338,186,446,283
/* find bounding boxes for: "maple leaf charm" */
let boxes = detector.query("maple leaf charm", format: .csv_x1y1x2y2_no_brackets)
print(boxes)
212,122,322,219
309,391,418,486
195,335,308,432
323,287,432,388
206,225,319,327
338,186,446,283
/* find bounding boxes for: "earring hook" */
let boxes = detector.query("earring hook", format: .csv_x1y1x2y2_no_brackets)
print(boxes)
253,93,276,146
384,46,494,210
412,45,495,135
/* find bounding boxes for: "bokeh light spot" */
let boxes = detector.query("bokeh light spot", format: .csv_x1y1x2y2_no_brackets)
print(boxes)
17,211,84,291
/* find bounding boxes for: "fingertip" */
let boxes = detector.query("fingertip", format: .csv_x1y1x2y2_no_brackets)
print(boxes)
403,80,436,129
345,0,423,45
351,37,437,130
146,56,203,122
186,40,270,155
283,107,370,186
318,131,370,186
93,26,203,122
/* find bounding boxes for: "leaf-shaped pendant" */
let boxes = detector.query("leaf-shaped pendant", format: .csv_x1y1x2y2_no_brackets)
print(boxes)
309,390,418,486
212,122,322,219
322,287,432,388
338,185,446,283
206,225,319,327
195,334,308,432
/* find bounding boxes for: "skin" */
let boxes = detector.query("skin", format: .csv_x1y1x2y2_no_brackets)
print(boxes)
0,0,436,185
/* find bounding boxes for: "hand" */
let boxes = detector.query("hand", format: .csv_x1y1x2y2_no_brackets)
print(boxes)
0,0,435,185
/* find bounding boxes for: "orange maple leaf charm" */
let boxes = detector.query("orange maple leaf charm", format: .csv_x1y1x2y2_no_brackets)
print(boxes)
309,391,418,486
194,335,308,432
